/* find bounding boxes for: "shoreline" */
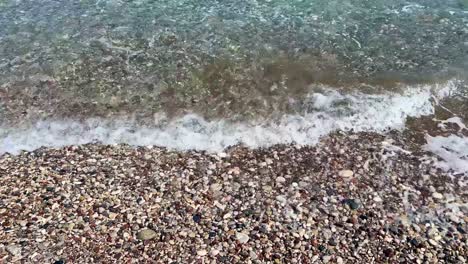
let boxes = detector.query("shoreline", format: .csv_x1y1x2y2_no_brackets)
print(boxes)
0,133,466,263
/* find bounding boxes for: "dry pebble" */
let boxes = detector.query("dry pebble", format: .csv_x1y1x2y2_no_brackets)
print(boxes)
136,229,158,241
0,132,466,263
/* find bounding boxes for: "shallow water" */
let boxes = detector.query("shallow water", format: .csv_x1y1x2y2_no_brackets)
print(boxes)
0,0,467,171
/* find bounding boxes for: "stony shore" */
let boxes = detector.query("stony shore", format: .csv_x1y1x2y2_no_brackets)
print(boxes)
0,132,466,263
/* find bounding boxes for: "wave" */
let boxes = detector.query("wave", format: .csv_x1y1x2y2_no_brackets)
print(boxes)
1,82,458,154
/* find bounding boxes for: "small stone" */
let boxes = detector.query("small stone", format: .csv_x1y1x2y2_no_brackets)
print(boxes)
236,232,250,244
210,183,222,192
383,248,394,258
6,245,21,256
373,196,383,203
223,212,232,219
337,257,344,264
210,249,220,256
338,170,354,178
109,213,118,220
276,176,286,183
432,192,444,200
428,239,438,247
323,255,332,263
193,213,202,224
136,229,158,241
409,238,421,248
197,249,208,256
343,199,360,210
448,214,460,223
276,195,287,204
427,228,439,238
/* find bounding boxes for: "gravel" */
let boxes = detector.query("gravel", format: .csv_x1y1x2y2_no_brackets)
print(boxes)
0,132,467,263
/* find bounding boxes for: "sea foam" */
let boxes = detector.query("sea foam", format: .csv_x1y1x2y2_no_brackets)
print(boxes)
1,82,465,173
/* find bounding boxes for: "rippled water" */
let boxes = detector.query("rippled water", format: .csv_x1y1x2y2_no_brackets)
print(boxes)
0,0,467,171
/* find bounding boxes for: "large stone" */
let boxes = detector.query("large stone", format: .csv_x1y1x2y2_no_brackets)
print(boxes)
338,170,354,178
136,229,158,241
432,192,444,200
210,183,222,192
236,232,250,244
6,245,21,256
343,199,360,210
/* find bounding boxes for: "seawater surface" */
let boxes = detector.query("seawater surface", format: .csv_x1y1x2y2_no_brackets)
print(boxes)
0,0,467,172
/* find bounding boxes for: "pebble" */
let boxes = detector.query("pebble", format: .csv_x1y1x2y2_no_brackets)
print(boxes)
6,245,21,256
276,195,287,204
373,196,383,203
276,176,286,183
339,170,354,178
343,199,360,210
136,229,158,241
236,232,250,244
323,255,332,263
0,135,465,262
197,249,208,256
192,213,202,223
428,239,438,247
210,183,222,192
432,192,444,200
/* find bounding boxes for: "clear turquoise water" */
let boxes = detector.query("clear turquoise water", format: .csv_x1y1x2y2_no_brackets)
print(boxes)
0,1,467,168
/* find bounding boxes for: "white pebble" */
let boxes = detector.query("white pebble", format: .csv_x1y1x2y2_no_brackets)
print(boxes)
276,176,286,183
323,255,332,263
276,195,287,204
197,249,208,256
338,170,354,178
210,183,222,192
6,245,21,256
432,192,444,200
236,232,250,244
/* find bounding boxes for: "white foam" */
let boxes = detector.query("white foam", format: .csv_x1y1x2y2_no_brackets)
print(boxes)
424,135,468,174
0,82,458,157
436,117,467,132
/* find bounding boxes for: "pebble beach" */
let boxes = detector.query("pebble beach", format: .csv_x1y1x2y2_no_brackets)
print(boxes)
0,132,466,263
1,1,468,263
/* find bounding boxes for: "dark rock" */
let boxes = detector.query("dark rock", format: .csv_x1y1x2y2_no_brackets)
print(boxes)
409,238,422,248
209,231,216,238
383,248,394,258
343,199,360,210
192,213,202,224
